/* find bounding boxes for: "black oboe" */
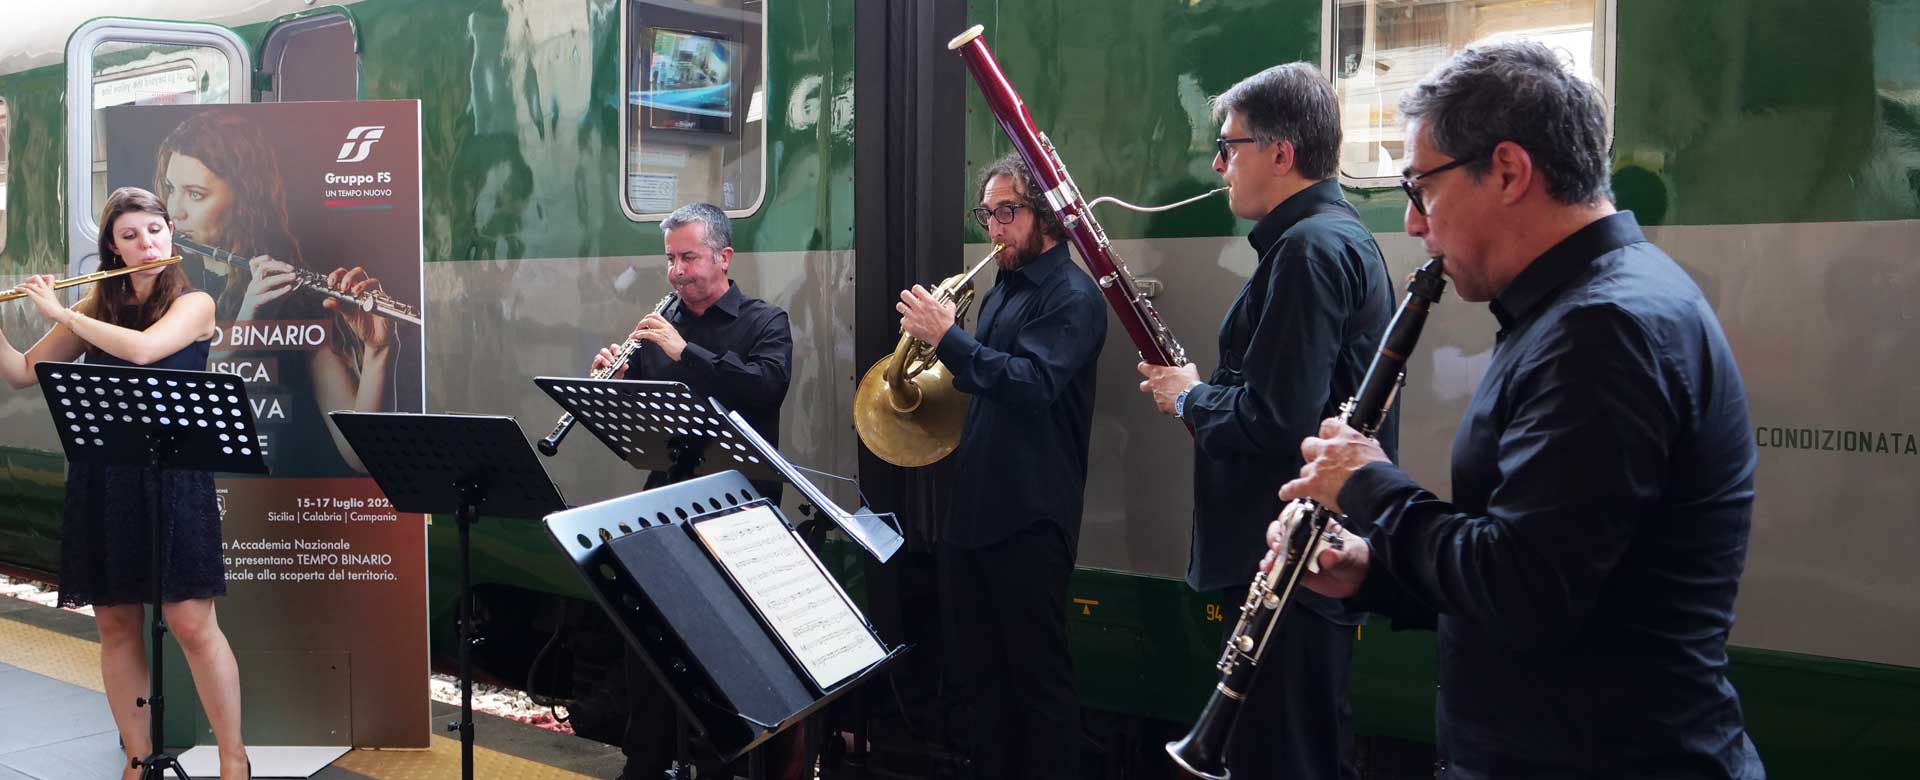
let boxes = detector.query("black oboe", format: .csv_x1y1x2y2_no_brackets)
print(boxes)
536,291,677,456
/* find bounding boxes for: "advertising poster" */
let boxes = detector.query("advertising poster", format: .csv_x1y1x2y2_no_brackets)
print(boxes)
101,100,428,748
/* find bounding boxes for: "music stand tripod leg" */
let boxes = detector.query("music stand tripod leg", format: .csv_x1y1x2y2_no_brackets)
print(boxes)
451,484,482,780
137,433,192,780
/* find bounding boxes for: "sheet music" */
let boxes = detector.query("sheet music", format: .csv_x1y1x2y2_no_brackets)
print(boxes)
692,505,888,689
724,409,904,562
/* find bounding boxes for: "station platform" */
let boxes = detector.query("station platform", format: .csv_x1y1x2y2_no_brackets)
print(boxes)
0,595,623,780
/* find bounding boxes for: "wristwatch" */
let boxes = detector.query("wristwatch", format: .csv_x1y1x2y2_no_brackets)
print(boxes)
1174,385,1195,419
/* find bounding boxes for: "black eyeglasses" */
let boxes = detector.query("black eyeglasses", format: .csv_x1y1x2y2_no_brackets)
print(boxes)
972,203,1029,228
1401,152,1491,216
1215,136,1258,160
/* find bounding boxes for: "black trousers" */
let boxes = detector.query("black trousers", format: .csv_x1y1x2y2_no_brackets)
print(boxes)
621,643,677,779
941,522,1080,779
622,481,796,779
1219,592,1359,780
621,628,816,780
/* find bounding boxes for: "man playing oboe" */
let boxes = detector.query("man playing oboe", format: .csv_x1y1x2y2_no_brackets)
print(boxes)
590,202,799,780
1277,43,1766,778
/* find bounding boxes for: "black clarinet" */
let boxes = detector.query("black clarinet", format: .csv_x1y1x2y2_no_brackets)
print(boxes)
537,291,676,456
1166,258,1447,779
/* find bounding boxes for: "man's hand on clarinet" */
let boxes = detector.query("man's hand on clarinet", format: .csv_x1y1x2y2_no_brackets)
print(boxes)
1278,417,1390,514
1260,517,1371,599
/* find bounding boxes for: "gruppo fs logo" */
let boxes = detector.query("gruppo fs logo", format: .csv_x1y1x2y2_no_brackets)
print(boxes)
336,126,385,163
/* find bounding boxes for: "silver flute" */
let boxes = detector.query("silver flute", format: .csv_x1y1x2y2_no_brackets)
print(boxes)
173,236,422,326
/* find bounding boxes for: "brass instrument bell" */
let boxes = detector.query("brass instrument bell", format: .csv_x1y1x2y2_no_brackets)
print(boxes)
854,244,1003,467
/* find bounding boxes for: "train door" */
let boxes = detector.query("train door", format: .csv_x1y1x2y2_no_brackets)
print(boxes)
259,8,361,103
63,18,252,277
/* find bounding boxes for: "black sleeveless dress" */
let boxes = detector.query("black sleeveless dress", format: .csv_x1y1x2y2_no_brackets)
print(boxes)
57,337,226,607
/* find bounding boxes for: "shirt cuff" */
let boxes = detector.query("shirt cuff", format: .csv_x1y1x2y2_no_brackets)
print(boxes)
1337,461,1417,535
931,323,978,367
1349,546,1403,617
679,342,718,377
1182,381,1219,420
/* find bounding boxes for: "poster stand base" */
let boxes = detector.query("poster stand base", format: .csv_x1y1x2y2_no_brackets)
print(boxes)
178,746,350,779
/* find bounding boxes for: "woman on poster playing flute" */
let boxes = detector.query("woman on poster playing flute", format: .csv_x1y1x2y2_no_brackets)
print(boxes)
0,187,251,780
154,109,398,475
152,109,401,474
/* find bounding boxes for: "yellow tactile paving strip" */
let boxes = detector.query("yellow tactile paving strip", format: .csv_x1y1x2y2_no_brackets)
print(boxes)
334,739,592,779
0,615,105,690
0,612,592,779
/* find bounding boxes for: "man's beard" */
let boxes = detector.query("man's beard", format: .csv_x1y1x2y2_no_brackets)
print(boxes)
996,229,1050,270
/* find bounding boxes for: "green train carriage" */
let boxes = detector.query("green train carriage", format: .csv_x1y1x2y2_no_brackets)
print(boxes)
0,1,1914,776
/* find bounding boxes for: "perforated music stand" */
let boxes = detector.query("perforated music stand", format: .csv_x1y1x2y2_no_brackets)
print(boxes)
327,412,566,780
536,376,905,564
544,470,904,771
532,377,779,484
36,362,268,780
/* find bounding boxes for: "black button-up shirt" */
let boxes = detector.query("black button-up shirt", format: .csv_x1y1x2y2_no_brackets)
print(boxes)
1340,213,1765,778
933,242,1107,550
1184,180,1398,620
632,281,793,499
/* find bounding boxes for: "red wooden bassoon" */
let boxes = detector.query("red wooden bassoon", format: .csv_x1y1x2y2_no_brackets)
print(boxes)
948,25,1190,368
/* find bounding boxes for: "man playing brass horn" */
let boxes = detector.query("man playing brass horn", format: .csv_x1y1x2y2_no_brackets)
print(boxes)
895,152,1107,778
1136,63,1399,779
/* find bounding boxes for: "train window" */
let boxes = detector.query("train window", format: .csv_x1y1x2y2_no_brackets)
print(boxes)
620,0,768,221
65,19,250,276
1324,0,1614,187
260,11,360,102
0,97,9,258
88,41,237,214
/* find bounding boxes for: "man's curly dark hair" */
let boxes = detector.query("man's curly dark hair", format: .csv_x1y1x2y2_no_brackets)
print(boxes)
974,152,1066,242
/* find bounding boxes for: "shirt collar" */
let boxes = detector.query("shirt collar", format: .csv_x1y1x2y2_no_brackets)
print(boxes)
1001,241,1073,286
1248,178,1345,255
678,280,745,320
1490,211,1648,329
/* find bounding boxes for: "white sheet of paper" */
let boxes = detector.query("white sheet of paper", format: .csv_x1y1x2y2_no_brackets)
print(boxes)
692,505,887,689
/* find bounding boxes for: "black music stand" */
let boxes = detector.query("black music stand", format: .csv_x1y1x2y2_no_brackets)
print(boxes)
544,471,905,774
534,377,780,774
36,362,268,780
327,412,566,780
714,404,905,563
531,377,780,484
535,376,904,561
535,378,907,776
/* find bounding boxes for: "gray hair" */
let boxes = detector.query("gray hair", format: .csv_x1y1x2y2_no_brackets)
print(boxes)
1399,41,1612,205
1209,63,1341,180
660,202,733,253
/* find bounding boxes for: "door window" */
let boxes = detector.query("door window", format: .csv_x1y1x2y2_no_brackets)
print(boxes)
64,19,251,273
261,12,359,102
621,0,768,220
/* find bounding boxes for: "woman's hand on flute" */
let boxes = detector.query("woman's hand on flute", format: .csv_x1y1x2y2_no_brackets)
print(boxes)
16,275,73,325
